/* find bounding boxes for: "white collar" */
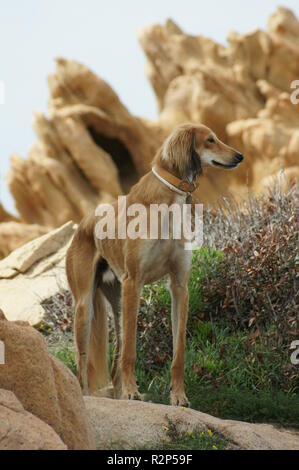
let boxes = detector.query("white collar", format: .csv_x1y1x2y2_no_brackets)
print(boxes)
152,167,187,196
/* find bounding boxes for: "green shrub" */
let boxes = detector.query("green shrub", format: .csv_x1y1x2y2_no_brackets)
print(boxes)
50,339,77,376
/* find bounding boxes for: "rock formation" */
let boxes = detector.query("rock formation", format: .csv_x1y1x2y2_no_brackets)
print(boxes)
0,222,49,260
0,389,67,450
1,7,298,257
85,397,299,450
0,314,93,449
7,59,163,229
0,222,75,325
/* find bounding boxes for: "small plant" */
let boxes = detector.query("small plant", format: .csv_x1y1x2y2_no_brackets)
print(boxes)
50,339,77,376
153,417,228,450
41,290,73,336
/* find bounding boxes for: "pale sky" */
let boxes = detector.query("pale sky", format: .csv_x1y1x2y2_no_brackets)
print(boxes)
1,0,299,214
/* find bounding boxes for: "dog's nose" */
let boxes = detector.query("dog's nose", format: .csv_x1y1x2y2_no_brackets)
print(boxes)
234,152,243,162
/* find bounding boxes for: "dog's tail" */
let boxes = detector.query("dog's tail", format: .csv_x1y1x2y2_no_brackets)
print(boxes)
66,214,109,394
88,284,109,393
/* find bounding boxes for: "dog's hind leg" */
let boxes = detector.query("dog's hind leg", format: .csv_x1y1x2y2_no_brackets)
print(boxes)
66,219,99,396
73,288,95,396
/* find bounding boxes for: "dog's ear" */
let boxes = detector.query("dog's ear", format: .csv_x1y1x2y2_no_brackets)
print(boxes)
183,134,202,183
163,126,194,171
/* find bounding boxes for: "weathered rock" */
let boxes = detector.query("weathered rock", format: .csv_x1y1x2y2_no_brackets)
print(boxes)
84,397,299,450
0,317,93,450
7,58,164,229
267,7,299,92
0,222,48,260
139,19,263,139
0,222,75,325
268,6,299,48
0,389,67,450
227,79,299,192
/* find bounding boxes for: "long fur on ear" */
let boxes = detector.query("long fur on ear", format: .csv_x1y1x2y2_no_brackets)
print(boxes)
160,124,202,182
184,134,202,183
162,124,195,176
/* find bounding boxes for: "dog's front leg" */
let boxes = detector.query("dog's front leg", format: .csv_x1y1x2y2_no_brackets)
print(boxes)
120,274,142,400
169,278,190,407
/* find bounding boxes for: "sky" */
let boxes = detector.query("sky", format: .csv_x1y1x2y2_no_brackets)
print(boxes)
1,0,299,214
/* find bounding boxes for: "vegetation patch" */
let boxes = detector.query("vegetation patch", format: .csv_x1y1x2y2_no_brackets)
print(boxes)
142,417,229,450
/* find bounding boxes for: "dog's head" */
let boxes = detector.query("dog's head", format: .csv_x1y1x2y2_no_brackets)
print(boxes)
161,123,243,184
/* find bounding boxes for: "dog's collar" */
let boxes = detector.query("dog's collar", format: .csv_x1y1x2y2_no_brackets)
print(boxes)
152,165,198,196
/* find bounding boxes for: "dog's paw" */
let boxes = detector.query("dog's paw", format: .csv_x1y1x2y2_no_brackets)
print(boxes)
121,388,142,401
171,391,190,408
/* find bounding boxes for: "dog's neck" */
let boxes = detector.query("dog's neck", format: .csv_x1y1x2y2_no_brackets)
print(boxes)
152,165,198,196
152,149,199,197
153,148,183,179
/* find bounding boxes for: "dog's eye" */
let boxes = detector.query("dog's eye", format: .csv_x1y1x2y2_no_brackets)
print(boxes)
208,136,215,144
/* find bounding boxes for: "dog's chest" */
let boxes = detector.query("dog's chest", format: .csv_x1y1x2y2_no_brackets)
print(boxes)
139,195,192,283
139,238,191,284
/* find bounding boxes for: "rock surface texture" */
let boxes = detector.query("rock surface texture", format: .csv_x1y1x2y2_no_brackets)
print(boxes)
0,6,298,257
85,397,299,451
0,308,92,449
0,389,67,450
0,222,49,260
0,221,75,325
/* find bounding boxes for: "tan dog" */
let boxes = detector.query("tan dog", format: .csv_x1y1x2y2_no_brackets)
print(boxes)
66,122,243,406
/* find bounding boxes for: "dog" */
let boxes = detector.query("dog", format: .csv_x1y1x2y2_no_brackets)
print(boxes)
66,122,243,406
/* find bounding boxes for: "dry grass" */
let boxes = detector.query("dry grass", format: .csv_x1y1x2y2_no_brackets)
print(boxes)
200,184,298,347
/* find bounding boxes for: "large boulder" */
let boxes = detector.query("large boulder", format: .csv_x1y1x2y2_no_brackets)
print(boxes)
0,389,66,450
85,397,299,450
0,221,75,326
0,314,93,450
